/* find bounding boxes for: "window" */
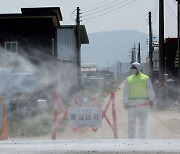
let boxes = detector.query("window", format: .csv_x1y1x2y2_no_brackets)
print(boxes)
5,41,18,53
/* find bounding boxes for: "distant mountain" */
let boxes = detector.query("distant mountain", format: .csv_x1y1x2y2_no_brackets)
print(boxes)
81,30,149,69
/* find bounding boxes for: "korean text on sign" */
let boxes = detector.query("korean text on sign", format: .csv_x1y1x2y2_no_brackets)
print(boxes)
68,107,102,128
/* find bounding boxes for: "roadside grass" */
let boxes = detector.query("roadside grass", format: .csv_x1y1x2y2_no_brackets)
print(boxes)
7,107,68,138
7,113,52,138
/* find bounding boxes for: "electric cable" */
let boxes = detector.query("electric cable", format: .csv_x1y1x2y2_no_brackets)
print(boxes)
81,0,111,10
82,0,145,24
82,0,129,17
71,9,77,22
173,0,177,4
81,0,125,14
165,0,177,18
82,0,135,21
151,0,158,23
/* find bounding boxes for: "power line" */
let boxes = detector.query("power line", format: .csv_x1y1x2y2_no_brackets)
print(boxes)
82,0,129,17
81,0,111,10
149,0,159,36
82,0,135,21
151,0,158,14
81,0,120,13
71,0,120,21
151,0,158,23
173,0,177,4
71,9,77,22
165,0,177,18
82,0,145,24
144,0,157,25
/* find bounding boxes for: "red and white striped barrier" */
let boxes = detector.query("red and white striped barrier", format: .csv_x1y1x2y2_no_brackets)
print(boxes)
51,91,118,140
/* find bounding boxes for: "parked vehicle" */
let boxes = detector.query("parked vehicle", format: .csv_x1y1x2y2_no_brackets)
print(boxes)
0,68,49,115
9,73,38,115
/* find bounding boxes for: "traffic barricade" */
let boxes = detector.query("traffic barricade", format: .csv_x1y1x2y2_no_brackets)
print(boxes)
89,92,118,138
51,91,118,140
51,92,68,140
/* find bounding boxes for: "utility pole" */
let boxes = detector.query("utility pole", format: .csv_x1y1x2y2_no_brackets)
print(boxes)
176,0,180,95
119,61,122,74
149,12,153,80
117,60,121,82
137,42,141,63
117,61,120,75
159,0,165,108
131,49,134,63
76,7,81,86
131,43,137,63
107,60,109,71
133,43,136,62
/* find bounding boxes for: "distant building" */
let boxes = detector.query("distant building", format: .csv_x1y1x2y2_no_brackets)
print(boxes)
81,63,115,87
142,43,159,79
81,63,97,76
97,70,115,86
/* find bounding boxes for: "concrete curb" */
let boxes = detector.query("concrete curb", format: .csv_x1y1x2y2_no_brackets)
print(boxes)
0,139,179,154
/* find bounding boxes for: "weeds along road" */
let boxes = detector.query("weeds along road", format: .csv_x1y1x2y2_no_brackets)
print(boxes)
56,81,180,139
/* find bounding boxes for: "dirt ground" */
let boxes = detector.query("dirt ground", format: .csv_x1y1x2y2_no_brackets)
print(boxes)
54,82,180,139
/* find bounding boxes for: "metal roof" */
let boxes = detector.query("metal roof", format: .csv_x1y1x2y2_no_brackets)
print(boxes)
21,7,62,21
0,7,62,28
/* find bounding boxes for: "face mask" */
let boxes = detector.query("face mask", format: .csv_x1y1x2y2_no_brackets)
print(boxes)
131,68,137,74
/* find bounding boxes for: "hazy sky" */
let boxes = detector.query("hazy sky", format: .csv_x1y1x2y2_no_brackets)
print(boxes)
0,0,178,37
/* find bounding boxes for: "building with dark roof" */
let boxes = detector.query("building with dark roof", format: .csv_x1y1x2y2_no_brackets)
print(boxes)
0,7,89,110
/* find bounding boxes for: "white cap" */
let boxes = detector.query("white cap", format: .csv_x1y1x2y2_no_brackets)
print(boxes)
131,62,141,72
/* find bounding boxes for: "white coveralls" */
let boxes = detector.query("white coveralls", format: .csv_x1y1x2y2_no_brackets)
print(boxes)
123,63,155,139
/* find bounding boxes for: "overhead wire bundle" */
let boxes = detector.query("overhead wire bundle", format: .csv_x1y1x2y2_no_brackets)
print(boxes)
71,0,146,24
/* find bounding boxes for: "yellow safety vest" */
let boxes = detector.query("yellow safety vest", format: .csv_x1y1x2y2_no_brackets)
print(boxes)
127,73,149,103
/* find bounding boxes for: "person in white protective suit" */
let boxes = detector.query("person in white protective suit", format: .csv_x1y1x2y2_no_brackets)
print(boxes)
123,62,155,139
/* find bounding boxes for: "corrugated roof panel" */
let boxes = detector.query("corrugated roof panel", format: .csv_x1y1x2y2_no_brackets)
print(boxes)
60,25,89,44
57,28,77,62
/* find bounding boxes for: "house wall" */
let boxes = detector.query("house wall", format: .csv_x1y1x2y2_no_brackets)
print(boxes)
0,17,58,78
0,18,82,104
57,28,77,62
56,28,78,102
57,61,78,93
0,18,58,104
0,18,56,58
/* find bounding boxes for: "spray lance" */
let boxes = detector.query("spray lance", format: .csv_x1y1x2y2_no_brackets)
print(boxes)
126,101,153,109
